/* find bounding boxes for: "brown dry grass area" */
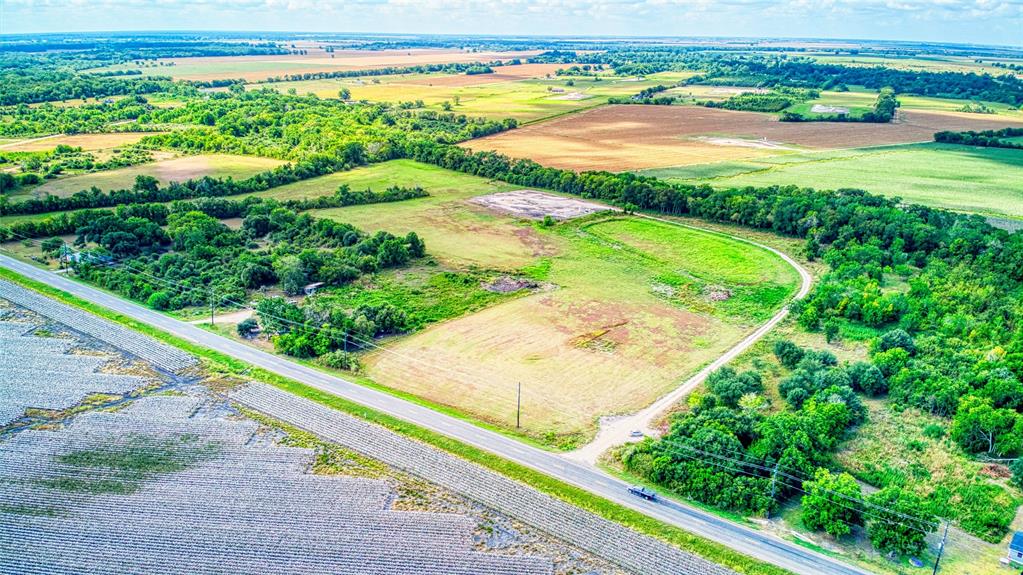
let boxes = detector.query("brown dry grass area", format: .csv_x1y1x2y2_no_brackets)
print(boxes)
463,104,1023,171
0,132,158,152
403,63,565,87
365,291,733,440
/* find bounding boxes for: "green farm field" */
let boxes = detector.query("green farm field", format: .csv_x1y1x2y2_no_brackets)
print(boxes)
257,73,691,122
640,143,1023,220
25,154,284,199
260,159,799,444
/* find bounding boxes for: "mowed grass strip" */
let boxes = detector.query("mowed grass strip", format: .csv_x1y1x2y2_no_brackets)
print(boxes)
643,143,1023,220
28,154,285,198
0,266,794,575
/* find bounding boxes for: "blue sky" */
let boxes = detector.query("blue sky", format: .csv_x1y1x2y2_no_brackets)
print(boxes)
2,0,1021,47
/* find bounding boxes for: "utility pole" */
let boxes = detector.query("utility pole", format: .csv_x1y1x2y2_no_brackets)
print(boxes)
932,520,949,575
209,288,215,325
516,382,522,429
767,460,781,519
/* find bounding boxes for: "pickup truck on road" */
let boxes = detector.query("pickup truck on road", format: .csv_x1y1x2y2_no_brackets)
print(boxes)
628,485,657,501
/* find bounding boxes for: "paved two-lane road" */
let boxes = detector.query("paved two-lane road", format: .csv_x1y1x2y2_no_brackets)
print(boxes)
0,253,869,575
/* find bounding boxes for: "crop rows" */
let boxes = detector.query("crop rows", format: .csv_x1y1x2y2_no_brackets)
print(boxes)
1,391,554,575
0,280,196,372
0,328,147,425
232,382,740,575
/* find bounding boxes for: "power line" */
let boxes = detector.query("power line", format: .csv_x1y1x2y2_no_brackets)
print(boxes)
0,232,943,538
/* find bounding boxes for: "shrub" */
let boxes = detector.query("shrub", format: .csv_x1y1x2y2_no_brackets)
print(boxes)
236,317,259,337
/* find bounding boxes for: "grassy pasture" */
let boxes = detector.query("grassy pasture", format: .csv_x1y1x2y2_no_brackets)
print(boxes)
270,160,798,444
641,143,1023,220
255,73,687,122
27,154,284,198
367,214,797,444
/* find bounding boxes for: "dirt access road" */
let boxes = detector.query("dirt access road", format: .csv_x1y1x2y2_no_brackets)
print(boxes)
566,213,814,464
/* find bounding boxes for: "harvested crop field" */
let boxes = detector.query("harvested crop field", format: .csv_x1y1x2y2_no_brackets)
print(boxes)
30,154,284,198
0,132,156,153
471,190,613,220
464,104,1023,171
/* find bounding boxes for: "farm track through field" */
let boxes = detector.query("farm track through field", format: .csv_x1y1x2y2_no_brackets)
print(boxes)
566,214,813,464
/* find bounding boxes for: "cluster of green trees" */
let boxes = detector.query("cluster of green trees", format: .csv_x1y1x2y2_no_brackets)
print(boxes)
934,127,1023,149
71,204,425,313
606,85,678,105
554,64,605,76
622,339,938,556
135,91,515,159
0,95,157,136
0,66,174,106
704,92,797,113
255,295,410,359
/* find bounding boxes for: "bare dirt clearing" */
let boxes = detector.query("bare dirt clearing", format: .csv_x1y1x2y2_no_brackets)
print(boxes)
464,104,1023,171
471,190,613,220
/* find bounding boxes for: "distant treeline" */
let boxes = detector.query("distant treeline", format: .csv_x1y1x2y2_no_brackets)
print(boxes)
534,49,1023,105
188,60,519,89
0,68,174,106
934,127,1023,149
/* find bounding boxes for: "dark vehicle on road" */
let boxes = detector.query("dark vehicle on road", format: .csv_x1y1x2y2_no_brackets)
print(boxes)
629,485,657,500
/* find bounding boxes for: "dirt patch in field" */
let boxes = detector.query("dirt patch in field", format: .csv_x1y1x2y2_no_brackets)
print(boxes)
811,104,849,114
482,276,538,293
549,92,593,101
698,136,797,150
463,104,1023,171
470,190,613,220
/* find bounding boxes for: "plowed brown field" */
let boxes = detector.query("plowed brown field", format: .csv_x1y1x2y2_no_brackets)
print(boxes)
462,104,1023,171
